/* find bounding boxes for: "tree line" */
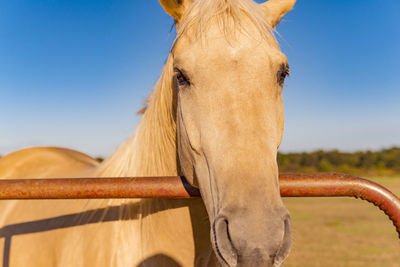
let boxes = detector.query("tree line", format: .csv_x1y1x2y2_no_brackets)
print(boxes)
278,147,400,176
1,147,399,176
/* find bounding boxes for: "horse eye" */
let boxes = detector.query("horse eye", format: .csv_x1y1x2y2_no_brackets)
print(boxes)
174,68,190,87
277,64,290,85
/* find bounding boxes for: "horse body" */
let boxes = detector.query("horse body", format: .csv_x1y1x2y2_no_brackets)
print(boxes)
0,148,211,266
0,147,98,179
0,0,296,266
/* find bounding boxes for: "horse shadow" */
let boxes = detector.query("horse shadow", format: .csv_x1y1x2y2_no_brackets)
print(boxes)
0,199,191,267
137,254,181,267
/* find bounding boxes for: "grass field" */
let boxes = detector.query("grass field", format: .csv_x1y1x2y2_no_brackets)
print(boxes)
283,177,400,267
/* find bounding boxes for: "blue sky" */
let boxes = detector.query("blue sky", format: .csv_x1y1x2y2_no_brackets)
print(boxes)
1,0,399,157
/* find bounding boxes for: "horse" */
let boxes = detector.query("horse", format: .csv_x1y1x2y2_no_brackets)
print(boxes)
0,0,296,266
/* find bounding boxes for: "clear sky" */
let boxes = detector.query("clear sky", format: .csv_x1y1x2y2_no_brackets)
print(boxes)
1,0,399,158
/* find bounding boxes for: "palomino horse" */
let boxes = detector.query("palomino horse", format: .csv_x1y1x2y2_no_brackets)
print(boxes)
0,0,296,266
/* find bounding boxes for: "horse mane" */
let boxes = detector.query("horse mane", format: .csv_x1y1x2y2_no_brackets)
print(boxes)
96,54,177,177
96,0,273,178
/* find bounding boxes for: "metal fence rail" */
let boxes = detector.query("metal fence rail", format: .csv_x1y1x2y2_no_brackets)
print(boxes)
0,173,399,238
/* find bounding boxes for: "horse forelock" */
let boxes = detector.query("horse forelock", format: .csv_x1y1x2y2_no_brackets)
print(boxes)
174,0,274,48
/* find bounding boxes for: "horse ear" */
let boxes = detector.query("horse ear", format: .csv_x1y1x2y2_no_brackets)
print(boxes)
159,0,193,21
261,0,296,28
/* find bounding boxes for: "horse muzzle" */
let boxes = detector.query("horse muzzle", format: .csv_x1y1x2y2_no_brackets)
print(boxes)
211,210,292,267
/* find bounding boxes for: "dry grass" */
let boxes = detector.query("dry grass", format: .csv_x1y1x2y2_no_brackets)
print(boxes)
283,177,400,267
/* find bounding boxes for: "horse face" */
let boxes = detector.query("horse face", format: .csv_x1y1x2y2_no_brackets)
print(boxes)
160,0,295,266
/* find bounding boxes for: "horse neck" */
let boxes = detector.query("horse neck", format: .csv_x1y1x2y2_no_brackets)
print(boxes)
92,57,215,264
96,55,178,178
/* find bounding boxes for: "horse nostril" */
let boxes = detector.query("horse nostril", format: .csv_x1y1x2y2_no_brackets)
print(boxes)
212,216,238,266
273,215,292,266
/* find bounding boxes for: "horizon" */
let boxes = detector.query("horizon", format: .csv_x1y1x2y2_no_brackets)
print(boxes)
1,0,399,158
2,145,400,158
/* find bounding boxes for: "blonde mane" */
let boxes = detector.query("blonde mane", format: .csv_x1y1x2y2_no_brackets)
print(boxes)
96,54,177,177
96,0,274,179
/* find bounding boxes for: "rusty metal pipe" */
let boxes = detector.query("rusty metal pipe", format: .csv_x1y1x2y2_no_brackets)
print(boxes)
0,174,398,238
279,173,400,238
0,176,197,199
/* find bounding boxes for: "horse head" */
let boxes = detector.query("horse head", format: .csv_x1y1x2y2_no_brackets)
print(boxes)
159,0,296,266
